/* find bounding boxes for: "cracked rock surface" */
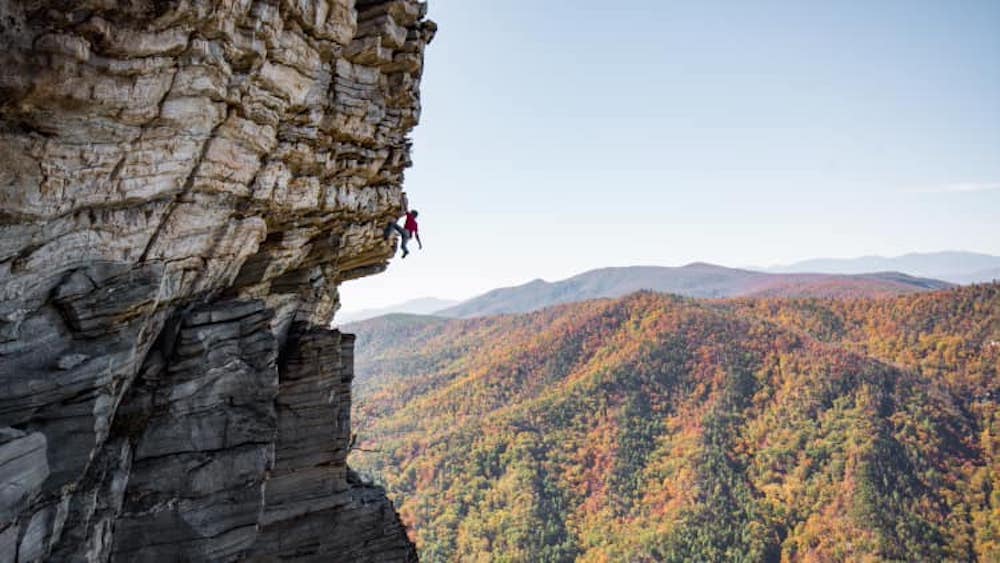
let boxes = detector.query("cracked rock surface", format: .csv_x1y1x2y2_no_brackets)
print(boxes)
0,1,433,560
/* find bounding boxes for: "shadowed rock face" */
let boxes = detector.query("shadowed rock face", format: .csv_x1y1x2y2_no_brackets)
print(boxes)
0,1,433,560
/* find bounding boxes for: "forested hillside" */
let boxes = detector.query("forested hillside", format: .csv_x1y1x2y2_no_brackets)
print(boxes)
348,285,999,561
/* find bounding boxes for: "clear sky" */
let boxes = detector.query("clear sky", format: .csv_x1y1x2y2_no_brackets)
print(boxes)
339,0,1000,315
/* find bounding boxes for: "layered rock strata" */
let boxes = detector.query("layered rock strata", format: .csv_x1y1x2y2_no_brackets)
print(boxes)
0,1,434,560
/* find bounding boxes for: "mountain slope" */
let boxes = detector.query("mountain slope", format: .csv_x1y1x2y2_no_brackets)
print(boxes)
951,267,1000,285
336,297,460,324
350,285,999,562
434,263,951,318
767,251,1000,283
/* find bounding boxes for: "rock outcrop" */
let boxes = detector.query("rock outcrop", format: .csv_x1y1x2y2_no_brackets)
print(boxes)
0,1,434,560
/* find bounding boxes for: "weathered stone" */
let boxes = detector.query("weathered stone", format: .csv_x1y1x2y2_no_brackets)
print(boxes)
0,0,432,560
52,262,163,338
111,300,278,561
0,524,18,563
0,429,48,527
251,327,416,561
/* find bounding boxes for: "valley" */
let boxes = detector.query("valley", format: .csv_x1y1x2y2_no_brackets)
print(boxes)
348,284,999,561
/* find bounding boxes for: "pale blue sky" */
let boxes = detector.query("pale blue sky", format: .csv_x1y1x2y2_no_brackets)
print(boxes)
340,0,1000,314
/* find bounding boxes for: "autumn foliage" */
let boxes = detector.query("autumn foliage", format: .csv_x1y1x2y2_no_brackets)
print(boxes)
349,284,1000,562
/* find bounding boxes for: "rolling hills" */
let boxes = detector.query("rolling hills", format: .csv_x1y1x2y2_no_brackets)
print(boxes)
765,251,1000,283
434,263,951,318
348,284,999,561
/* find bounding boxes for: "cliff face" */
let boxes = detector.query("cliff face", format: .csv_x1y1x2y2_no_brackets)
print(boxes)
0,1,434,560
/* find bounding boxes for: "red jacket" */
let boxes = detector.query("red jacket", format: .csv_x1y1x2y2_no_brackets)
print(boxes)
404,212,418,235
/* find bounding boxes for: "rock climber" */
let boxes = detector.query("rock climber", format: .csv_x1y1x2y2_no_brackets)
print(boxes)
383,208,422,258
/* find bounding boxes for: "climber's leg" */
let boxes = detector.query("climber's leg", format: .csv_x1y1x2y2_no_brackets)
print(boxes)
385,222,407,240
400,229,410,257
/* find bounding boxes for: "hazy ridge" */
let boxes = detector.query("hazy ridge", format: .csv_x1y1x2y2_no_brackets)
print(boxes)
435,262,951,318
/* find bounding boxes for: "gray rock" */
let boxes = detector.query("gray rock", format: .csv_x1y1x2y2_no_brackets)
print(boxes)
111,301,278,561
54,355,89,371
0,524,18,563
251,327,416,561
0,429,48,526
0,0,432,560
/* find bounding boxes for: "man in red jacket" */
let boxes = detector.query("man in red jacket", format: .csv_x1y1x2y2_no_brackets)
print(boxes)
383,209,422,258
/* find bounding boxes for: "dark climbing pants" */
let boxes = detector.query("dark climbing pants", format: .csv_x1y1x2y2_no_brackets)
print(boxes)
385,222,410,253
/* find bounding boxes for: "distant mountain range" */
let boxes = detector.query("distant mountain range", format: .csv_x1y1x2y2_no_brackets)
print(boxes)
338,252,997,322
335,297,459,324
435,263,951,318
764,251,1000,284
